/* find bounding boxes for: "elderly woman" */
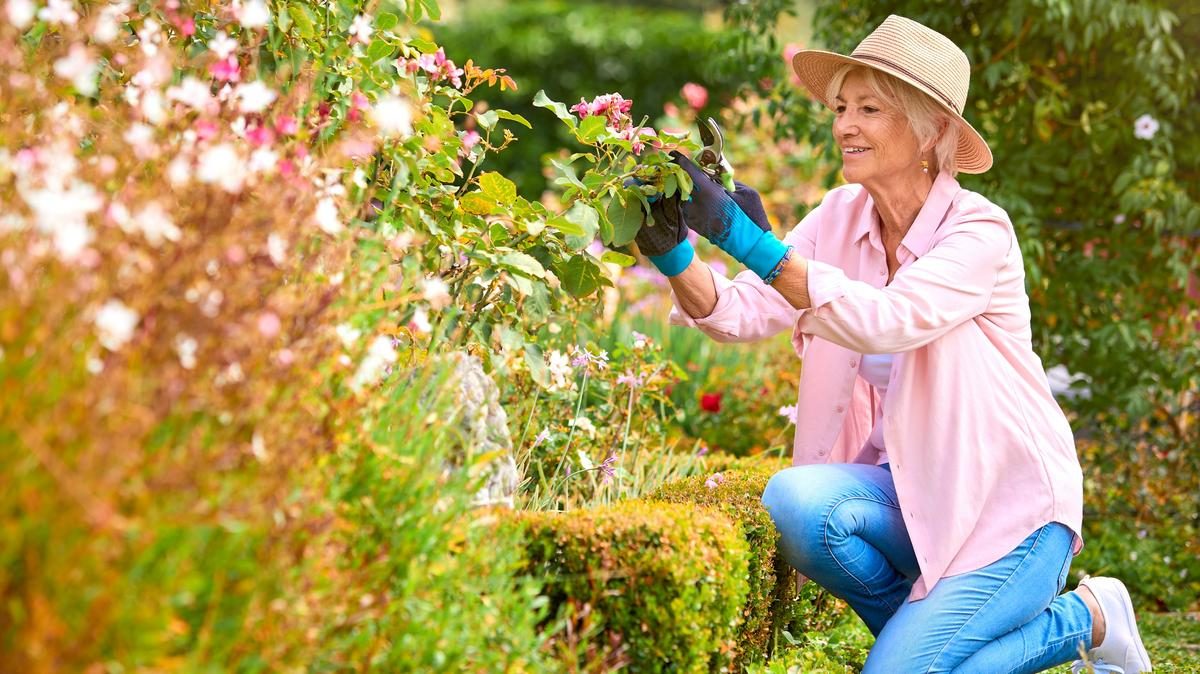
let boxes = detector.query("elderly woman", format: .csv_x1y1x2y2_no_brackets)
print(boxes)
633,15,1151,674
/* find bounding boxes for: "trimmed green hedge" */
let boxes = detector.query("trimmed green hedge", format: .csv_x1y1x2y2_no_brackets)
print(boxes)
650,467,849,669
507,464,850,671
512,500,751,672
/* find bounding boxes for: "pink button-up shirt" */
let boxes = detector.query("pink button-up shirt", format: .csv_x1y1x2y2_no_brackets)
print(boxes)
669,172,1084,601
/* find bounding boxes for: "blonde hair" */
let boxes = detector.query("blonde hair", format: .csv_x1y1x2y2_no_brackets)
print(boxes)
825,65,961,177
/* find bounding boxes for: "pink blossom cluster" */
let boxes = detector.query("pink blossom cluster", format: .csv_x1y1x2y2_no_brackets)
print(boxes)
570,93,659,154
397,48,463,89
569,92,633,127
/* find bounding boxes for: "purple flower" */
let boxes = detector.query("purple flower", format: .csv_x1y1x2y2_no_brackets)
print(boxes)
695,443,709,457
599,451,618,484
616,370,644,388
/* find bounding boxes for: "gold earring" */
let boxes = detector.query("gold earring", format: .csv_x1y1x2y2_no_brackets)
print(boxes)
921,160,929,174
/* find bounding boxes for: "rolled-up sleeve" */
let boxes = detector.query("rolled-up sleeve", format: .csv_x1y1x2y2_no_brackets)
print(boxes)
667,206,820,343
798,212,1013,353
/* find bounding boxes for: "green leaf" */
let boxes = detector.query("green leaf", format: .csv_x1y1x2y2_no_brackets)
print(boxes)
605,193,644,247
476,110,500,130
495,110,532,129
275,6,292,32
408,37,438,53
524,343,549,387
420,0,441,21
479,172,517,206
498,251,547,278
287,3,316,38
533,89,577,127
554,255,605,298
600,251,636,267
563,201,599,236
366,38,394,62
460,192,500,215
376,12,399,31
663,173,677,199
577,115,608,142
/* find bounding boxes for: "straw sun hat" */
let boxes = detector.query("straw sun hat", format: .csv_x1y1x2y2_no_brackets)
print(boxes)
790,14,993,174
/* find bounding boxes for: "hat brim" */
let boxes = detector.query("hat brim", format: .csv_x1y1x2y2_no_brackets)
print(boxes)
791,49,993,174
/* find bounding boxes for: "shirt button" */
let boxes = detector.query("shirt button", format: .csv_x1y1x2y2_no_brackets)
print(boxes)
849,359,858,367
835,405,845,413
878,269,886,276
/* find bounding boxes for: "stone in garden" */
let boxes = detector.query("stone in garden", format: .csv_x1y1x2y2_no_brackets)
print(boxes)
442,351,521,509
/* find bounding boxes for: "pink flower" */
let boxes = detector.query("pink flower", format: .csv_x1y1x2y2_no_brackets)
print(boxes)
417,48,463,88
178,16,196,37
257,311,282,338
246,123,275,147
210,56,240,83
274,115,298,136
348,91,369,122
620,126,656,155
193,118,218,140
459,129,481,157
783,43,805,85
704,472,726,489
681,82,707,110
348,14,373,44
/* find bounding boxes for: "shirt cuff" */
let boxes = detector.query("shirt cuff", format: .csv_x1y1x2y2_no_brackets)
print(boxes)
667,265,741,336
805,259,851,308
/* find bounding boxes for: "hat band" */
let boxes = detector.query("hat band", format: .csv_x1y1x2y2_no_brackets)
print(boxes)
851,53,958,110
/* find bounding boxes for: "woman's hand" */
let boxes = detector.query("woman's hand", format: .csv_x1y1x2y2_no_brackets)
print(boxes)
667,151,791,281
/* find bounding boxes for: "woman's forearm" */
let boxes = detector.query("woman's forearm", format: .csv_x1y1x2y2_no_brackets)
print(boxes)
772,255,812,310
667,255,718,319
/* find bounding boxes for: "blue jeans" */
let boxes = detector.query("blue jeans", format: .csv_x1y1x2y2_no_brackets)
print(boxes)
761,463,1094,673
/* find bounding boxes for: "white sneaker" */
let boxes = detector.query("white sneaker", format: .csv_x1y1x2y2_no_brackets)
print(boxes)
1069,576,1152,673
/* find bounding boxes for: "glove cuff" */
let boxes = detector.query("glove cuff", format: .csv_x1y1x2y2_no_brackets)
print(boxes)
713,202,788,278
646,238,695,277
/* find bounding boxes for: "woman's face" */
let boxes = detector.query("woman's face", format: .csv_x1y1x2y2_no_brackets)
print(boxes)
832,70,924,188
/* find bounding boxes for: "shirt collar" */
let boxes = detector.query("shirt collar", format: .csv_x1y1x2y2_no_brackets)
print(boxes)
901,172,960,258
851,172,961,258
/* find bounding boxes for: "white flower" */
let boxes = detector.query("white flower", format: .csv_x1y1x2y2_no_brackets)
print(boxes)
94,3,131,43
569,416,597,438
208,31,238,59
197,143,246,193
37,0,77,25
350,335,398,392
409,307,432,333
174,333,198,369
129,202,181,247
249,147,278,174
575,449,594,470
314,197,343,235
335,323,362,348
370,94,414,139
167,156,192,186
546,349,573,391
19,179,102,261
140,89,166,125
236,80,277,113
95,300,139,351
1133,114,1159,140
123,122,157,158
421,277,451,310
349,14,373,43
778,404,798,425
53,44,99,96
6,0,36,28
267,233,287,266
167,77,214,111
1045,364,1092,401
136,18,161,56
236,0,270,28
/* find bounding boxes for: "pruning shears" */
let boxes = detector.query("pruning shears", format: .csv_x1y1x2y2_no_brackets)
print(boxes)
696,117,737,193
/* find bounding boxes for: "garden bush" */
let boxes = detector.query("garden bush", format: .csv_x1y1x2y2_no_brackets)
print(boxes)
649,467,850,668
511,499,751,672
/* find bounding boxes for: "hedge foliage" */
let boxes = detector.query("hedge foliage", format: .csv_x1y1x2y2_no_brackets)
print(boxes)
512,500,750,672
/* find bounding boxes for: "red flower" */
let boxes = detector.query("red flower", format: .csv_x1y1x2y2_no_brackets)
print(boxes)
700,392,722,413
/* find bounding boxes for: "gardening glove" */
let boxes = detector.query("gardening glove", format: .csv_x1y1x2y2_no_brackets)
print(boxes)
669,151,789,280
625,177,694,276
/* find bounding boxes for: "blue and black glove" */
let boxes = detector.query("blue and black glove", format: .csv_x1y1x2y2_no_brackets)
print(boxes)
666,151,788,280
632,152,780,277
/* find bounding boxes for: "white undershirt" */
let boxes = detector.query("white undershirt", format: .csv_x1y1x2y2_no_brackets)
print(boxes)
858,353,893,465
